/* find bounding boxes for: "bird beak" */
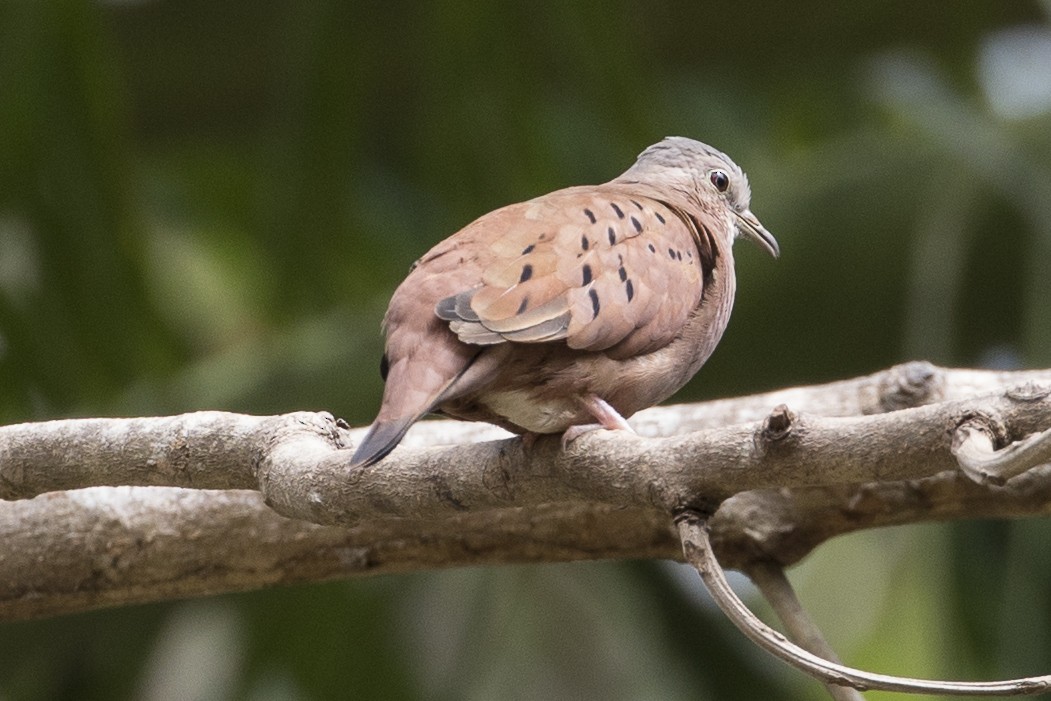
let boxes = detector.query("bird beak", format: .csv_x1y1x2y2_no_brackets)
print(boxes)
735,209,780,258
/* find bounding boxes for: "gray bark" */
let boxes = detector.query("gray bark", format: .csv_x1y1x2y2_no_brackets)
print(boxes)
1,361,1050,621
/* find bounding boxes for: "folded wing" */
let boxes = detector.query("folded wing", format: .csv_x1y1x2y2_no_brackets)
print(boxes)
437,190,714,359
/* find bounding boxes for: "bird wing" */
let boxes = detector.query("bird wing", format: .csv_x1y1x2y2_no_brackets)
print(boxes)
436,188,716,359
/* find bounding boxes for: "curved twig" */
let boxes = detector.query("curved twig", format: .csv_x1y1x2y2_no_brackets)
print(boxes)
953,415,1051,486
746,561,864,701
676,511,1051,697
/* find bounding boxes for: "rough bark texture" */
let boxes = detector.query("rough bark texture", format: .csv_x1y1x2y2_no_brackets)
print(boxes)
1,362,1050,620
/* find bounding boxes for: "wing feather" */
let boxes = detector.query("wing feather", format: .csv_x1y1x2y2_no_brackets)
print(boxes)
433,188,714,354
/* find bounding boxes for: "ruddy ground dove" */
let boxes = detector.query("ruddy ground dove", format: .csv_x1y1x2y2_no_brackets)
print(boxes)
350,136,778,467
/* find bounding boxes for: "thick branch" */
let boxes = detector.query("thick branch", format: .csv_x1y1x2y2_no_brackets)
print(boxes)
3,382,1051,525
0,489,675,621
2,363,1051,620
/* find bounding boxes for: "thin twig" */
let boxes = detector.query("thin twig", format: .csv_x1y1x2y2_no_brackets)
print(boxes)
953,419,1051,486
676,511,1051,696
746,561,864,701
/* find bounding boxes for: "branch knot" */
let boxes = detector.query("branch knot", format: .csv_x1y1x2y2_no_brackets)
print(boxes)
757,404,797,448
1007,382,1051,403
878,360,943,412
951,410,1009,451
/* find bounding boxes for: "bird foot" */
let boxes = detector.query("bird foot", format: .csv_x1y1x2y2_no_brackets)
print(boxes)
561,395,637,449
561,423,604,450
582,395,635,432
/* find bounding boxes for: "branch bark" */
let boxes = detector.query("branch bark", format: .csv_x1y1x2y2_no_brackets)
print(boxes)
678,513,1051,697
1,362,1050,621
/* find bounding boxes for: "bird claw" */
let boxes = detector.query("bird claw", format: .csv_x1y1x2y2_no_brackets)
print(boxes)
559,395,639,450
581,395,636,432
561,423,604,450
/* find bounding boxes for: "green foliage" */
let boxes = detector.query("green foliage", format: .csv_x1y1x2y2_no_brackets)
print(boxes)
2,0,1050,698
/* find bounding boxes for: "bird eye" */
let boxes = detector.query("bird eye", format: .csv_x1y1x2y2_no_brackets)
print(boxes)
710,170,730,192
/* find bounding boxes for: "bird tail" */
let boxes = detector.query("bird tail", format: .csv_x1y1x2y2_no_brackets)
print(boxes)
349,415,421,468
349,347,489,469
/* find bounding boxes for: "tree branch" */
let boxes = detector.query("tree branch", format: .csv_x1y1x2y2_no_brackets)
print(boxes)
4,377,1051,523
746,561,865,701
1,362,1050,622
0,488,675,621
677,513,1051,696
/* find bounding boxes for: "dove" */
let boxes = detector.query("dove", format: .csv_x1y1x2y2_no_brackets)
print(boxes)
350,136,778,467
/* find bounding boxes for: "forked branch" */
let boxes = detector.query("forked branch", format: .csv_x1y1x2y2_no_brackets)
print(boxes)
677,513,1051,697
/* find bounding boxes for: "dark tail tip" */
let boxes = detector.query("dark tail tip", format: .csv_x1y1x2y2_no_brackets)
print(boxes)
349,417,417,468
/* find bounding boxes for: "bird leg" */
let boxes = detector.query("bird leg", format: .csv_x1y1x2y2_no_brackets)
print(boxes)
519,432,542,451
583,395,635,431
561,395,636,449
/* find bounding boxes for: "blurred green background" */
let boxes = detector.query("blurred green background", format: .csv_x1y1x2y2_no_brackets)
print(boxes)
2,1,1051,699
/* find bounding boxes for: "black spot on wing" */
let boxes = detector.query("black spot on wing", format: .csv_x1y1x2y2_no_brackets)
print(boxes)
380,353,390,381
608,227,616,245
630,199,643,210
610,203,624,219
589,288,600,319
625,279,634,302
519,264,533,283
618,266,627,282
582,264,593,285
521,244,535,255
517,296,529,314
584,208,597,224
655,212,666,224
630,216,642,233
581,234,589,251
648,243,656,253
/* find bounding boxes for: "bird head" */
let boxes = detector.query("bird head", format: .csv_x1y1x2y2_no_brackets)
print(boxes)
626,136,780,258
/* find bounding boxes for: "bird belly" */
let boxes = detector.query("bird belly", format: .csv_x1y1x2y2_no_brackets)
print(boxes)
480,389,582,434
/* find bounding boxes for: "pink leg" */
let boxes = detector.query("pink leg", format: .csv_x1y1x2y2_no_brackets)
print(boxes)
583,395,634,432
561,395,635,449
